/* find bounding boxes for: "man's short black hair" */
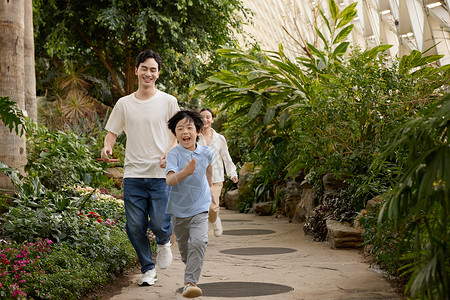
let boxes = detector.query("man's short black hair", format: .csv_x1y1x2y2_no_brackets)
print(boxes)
200,108,215,118
135,49,162,71
168,110,204,142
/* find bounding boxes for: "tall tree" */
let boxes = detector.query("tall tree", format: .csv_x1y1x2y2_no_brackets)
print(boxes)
33,0,248,105
24,0,37,122
0,0,27,192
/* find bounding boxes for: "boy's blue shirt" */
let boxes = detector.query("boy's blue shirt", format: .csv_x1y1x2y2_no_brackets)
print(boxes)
165,143,214,218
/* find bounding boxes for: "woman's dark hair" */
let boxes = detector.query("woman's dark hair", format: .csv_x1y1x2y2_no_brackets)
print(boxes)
200,108,215,118
135,49,162,71
168,110,204,141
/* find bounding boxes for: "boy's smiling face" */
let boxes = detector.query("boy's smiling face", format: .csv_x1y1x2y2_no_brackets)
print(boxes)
175,117,199,151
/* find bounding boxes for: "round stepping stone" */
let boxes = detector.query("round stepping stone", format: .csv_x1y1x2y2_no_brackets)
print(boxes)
220,247,297,255
222,229,275,236
177,281,293,297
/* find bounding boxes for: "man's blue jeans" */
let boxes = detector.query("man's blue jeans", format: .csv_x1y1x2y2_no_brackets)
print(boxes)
123,178,172,273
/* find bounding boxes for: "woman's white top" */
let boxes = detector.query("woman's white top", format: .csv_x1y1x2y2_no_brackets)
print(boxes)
198,129,237,183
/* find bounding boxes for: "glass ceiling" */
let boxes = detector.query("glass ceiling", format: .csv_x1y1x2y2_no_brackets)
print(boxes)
239,0,450,65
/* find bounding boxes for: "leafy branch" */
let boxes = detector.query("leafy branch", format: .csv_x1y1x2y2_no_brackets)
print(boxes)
0,97,26,136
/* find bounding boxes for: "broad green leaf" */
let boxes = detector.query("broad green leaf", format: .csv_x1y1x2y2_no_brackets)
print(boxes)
194,82,212,91
333,24,353,44
331,42,350,59
409,50,423,66
318,74,335,80
207,77,231,86
248,99,263,119
231,56,260,66
306,42,326,62
336,3,357,28
264,107,276,125
329,0,339,22
279,110,290,128
364,44,393,58
417,54,444,66
399,54,409,75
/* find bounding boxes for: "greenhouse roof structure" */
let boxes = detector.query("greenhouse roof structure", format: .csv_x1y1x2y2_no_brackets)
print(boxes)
240,0,450,65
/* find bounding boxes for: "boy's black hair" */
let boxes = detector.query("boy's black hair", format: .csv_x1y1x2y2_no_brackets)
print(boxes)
135,49,162,71
200,108,215,118
168,110,204,141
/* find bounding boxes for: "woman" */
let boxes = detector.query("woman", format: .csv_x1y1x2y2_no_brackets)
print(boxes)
198,108,238,237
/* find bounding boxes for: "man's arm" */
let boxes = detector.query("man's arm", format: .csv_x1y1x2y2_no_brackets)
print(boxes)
166,158,196,186
101,132,118,162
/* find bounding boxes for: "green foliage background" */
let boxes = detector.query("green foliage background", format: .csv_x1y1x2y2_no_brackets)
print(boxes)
194,1,449,298
33,0,249,105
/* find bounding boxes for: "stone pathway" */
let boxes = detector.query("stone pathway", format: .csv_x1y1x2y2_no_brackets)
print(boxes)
109,209,404,300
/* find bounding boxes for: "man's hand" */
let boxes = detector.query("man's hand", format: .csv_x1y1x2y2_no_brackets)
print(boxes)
159,156,167,168
101,132,118,163
101,146,113,163
231,176,238,184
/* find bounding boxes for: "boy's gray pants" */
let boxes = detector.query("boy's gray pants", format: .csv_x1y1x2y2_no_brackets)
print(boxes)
172,212,208,284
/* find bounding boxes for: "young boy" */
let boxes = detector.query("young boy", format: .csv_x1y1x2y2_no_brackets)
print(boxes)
165,110,214,298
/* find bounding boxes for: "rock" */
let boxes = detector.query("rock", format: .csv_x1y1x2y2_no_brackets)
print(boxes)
366,195,384,208
323,173,346,197
326,219,363,249
284,175,303,220
223,189,239,210
237,162,255,192
292,180,315,223
92,98,112,122
105,167,124,187
253,201,273,216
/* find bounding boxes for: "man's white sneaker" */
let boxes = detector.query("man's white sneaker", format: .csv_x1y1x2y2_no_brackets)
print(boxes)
156,242,172,269
213,217,223,237
138,268,157,286
182,282,202,298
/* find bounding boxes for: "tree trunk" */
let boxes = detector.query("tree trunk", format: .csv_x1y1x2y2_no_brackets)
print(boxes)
24,0,37,123
125,53,136,95
0,0,27,193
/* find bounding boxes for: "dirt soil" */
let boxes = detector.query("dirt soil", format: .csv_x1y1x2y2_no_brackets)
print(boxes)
82,209,404,300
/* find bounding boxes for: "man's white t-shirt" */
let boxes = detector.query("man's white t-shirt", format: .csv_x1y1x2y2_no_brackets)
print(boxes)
105,90,179,178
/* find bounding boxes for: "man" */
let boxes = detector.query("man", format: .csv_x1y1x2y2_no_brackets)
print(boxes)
101,49,179,286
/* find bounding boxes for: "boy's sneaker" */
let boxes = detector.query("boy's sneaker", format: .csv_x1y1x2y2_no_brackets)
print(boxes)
213,217,223,237
156,242,172,269
138,268,157,286
182,282,202,298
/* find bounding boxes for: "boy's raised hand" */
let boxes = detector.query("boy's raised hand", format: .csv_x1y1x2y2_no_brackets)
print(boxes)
183,158,197,175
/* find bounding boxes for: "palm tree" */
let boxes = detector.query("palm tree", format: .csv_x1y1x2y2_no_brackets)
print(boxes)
0,0,32,193
24,0,37,123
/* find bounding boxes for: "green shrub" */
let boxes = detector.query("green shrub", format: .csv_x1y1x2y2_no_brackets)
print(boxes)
25,121,107,190
0,182,138,299
358,203,408,278
0,239,111,300
371,94,450,299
